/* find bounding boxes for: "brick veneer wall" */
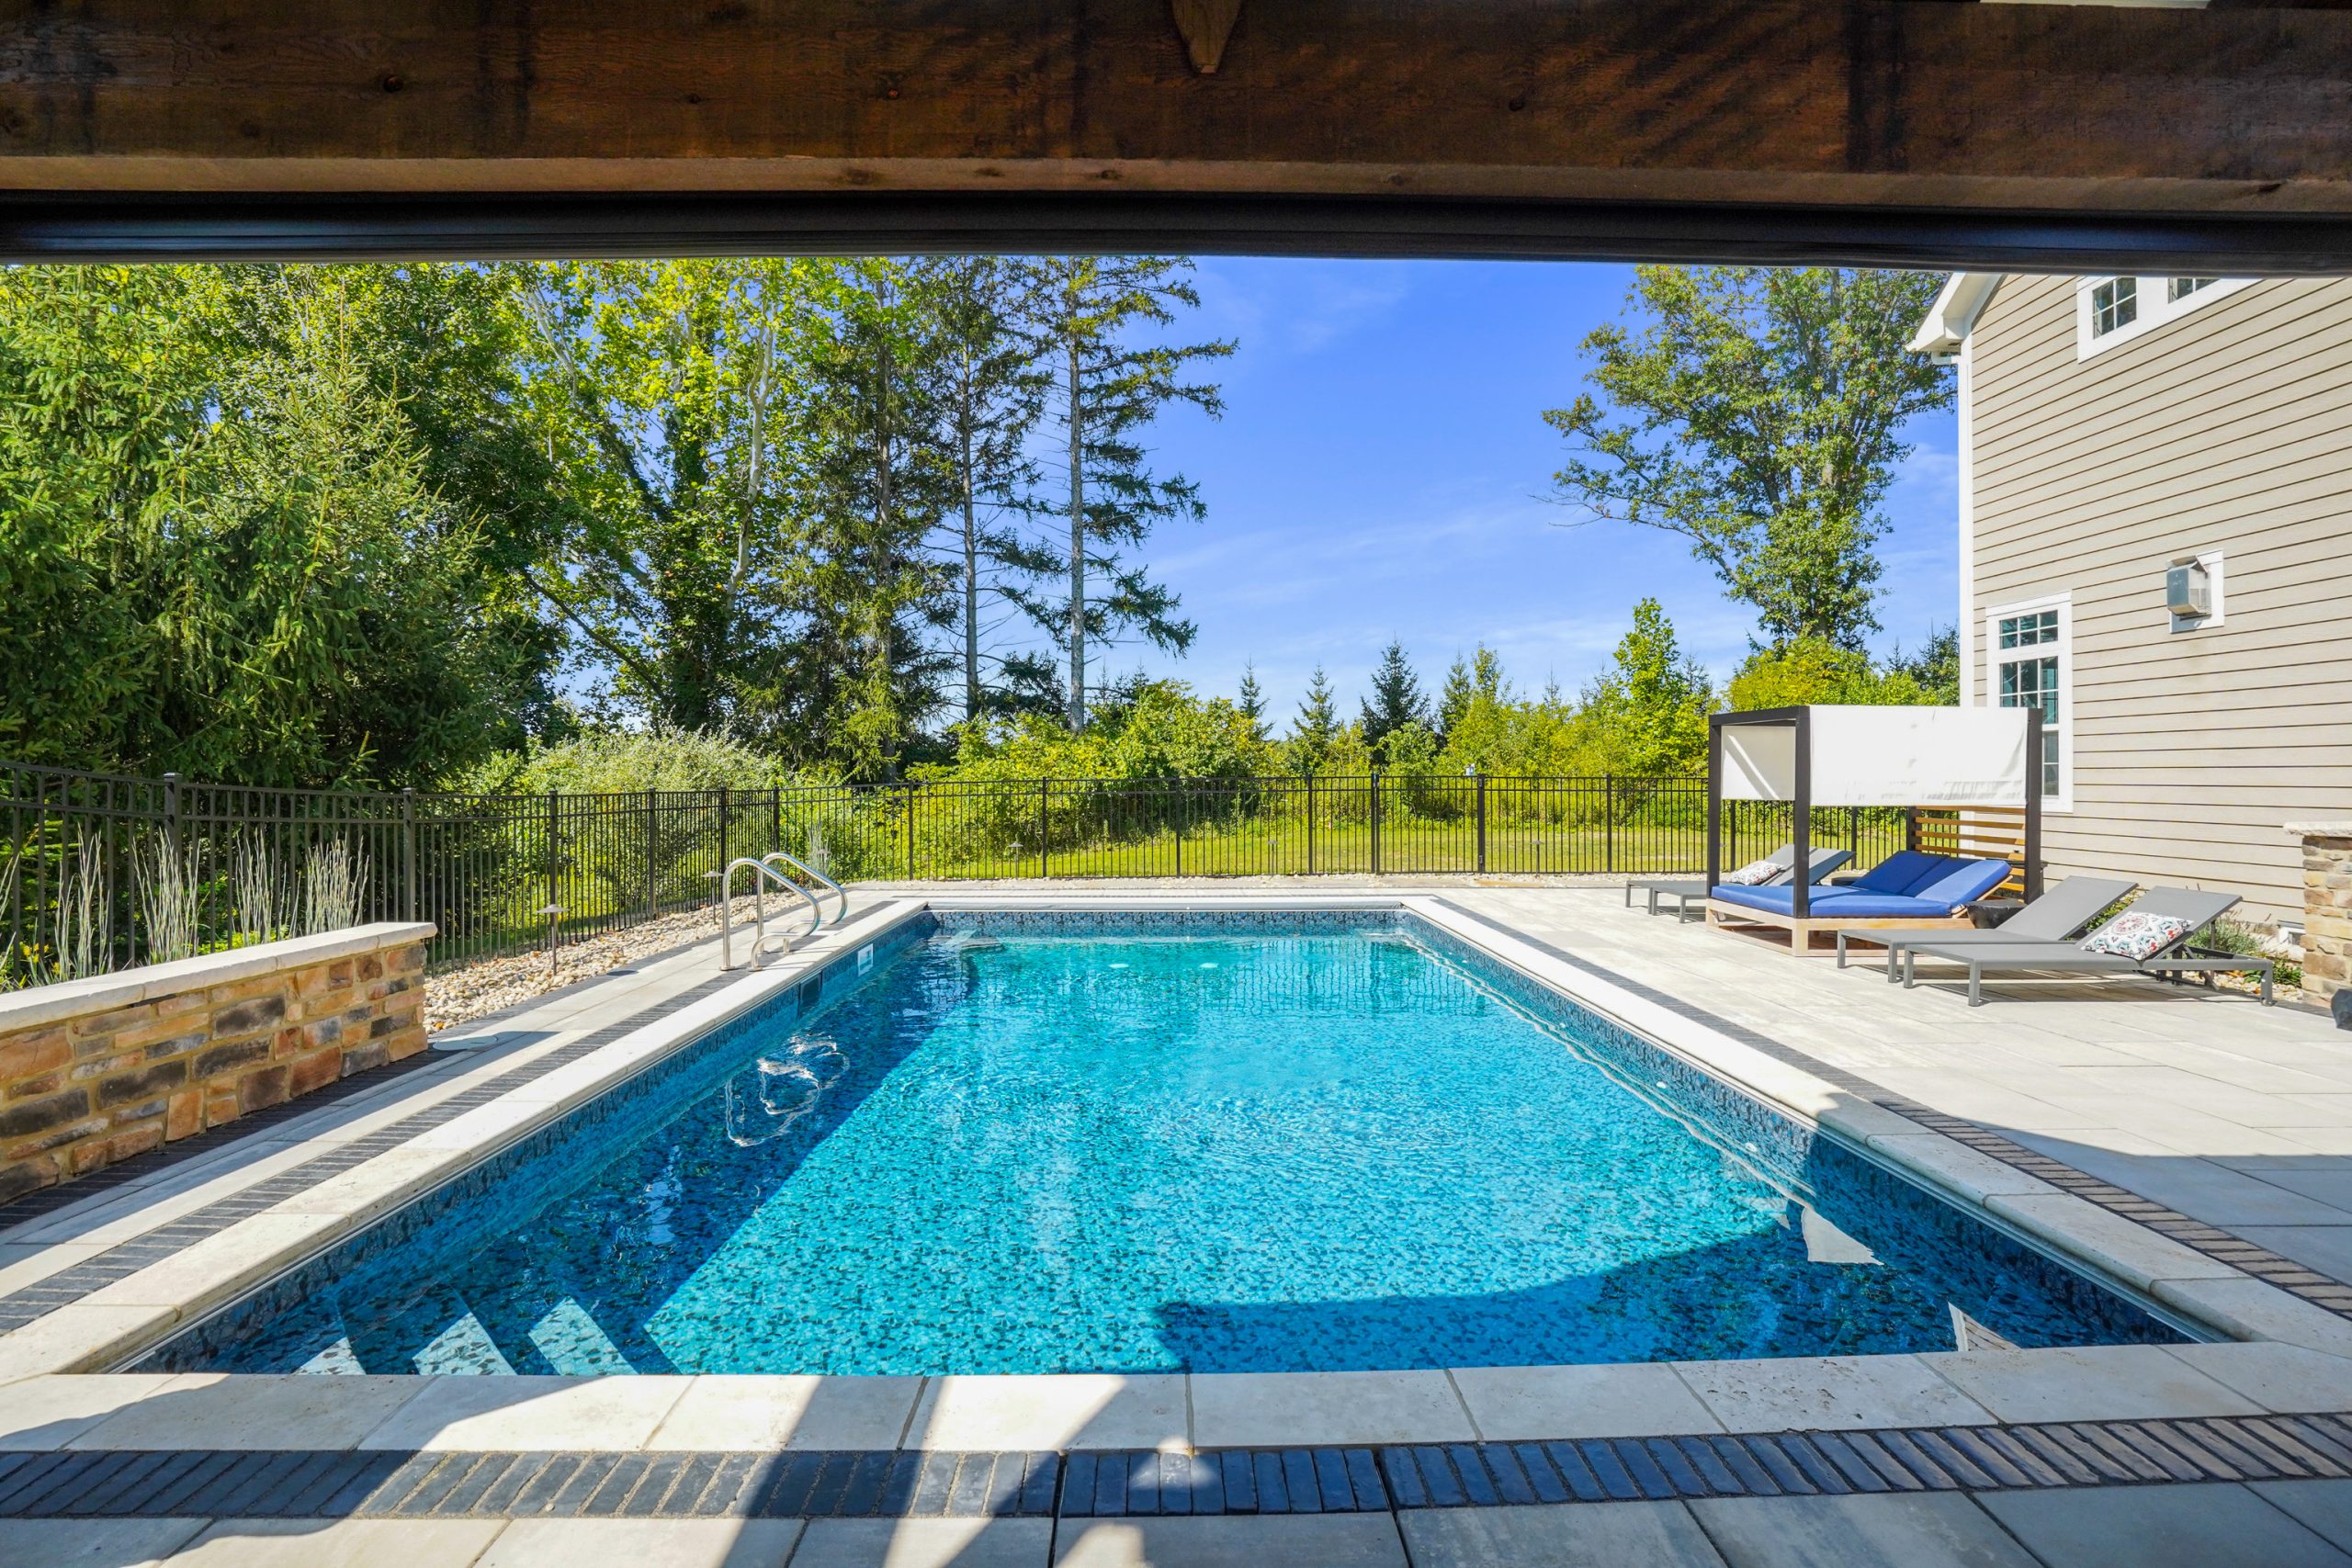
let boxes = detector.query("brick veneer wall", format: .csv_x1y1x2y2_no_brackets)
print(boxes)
0,922,435,1205
2291,825,2352,1004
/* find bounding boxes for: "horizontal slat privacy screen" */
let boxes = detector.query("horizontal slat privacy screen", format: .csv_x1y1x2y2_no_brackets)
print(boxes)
1718,707,2030,808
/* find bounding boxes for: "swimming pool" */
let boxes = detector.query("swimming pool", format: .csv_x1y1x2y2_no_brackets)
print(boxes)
146,908,2182,1376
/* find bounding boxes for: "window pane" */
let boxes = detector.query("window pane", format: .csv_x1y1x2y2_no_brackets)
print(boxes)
1996,650,2063,795
2091,276,2139,337
1998,610,2056,649
2170,276,2219,302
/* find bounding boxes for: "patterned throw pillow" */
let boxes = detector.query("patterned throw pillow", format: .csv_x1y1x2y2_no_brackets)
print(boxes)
2079,910,2192,960
1720,858,1782,886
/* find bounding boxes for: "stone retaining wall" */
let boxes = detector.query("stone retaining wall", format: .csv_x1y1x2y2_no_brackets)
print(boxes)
0,923,435,1205
2290,825,2352,1006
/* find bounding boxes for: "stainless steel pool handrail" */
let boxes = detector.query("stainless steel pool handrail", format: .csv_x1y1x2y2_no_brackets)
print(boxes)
707,857,821,970
762,849,847,928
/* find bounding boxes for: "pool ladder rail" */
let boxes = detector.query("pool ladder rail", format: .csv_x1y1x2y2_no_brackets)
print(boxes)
707,851,848,970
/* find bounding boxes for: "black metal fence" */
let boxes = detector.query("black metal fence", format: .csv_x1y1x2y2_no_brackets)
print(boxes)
1,759,1905,985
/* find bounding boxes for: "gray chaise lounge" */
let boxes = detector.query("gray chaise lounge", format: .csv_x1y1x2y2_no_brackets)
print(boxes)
1834,874,2138,978
1900,887,2276,1006
1624,845,1853,922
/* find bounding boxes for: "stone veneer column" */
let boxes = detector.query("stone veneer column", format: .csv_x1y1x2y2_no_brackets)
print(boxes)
2290,824,2352,1023
0,922,435,1204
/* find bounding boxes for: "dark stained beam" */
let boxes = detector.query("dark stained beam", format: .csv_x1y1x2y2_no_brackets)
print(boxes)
2,2,2350,267
6,190,2352,275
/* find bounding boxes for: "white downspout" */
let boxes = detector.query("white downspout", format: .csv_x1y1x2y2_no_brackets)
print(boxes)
1956,332,1977,707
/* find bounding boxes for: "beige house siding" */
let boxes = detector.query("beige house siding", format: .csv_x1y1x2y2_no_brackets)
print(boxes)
1964,274,2352,925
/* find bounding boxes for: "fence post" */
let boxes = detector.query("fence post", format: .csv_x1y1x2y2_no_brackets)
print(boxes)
544,788,560,945
903,783,916,880
1173,779,1184,876
401,788,417,922
645,788,659,917
162,772,180,863
1605,775,1615,874
718,785,730,898
1467,775,1486,879
1038,780,1049,879
1371,771,1382,875
1306,772,1316,876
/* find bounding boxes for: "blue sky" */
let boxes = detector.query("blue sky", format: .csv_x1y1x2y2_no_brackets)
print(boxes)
1102,258,1960,723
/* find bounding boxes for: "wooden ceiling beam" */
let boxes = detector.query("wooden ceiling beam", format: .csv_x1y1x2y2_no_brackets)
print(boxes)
2,1,2350,265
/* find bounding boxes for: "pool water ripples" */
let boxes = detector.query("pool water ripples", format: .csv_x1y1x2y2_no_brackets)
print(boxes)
151,921,2180,1378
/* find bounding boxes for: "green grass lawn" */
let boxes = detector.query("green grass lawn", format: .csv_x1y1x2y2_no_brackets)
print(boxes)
900,820,1720,880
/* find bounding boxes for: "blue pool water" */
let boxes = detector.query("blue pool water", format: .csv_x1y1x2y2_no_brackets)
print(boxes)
153,913,2180,1375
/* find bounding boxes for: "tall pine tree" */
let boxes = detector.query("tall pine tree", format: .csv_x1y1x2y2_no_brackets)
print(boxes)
913,256,1057,726
1291,665,1339,770
1030,256,1232,728
1238,662,1268,741
1436,655,1475,746
1359,640,1429,750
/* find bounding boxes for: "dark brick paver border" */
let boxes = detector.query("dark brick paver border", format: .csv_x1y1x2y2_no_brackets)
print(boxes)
6,1416,2352,1521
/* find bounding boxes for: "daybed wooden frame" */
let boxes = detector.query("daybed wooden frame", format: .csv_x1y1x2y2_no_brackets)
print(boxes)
1703,901,1974,957
1702,705,2043,958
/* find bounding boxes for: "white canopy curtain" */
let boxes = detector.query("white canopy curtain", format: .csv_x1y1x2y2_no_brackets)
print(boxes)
1705,705,2043,919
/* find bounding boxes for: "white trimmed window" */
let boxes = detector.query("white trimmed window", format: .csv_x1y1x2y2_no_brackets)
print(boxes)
2076,275,2251,359
1985,594,2072,810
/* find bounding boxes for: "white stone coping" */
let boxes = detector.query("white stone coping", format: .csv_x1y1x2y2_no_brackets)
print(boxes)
2288,822,2352,839
5,1340,2351,1454
6,889,2352,1457
0,921,438,1035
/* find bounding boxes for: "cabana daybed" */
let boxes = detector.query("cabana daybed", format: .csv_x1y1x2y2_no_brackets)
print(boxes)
1702,705,2043,955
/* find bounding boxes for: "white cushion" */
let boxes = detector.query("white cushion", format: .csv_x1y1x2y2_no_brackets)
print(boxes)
1720,858,1782,886
2079,910,2192,961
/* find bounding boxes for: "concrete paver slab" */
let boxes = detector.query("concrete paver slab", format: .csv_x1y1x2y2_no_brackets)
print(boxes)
0,1373,175,1450
1979,1482,2352,1568
1188,1371,1473,1448
648,1375,923,1452
1056,1514,1408,1568
1451,1362,1724,1440
166,1517,507,1566
0,1517,208,1566
2165,1342,2352,1413
74,1372,427,1451
1396,1501,1724,1568
475,1517,803,1567
906,1375,1187,1452
2254,1483,2352,1552
357,1375,691,1451
1689,1494,2039,1568
1671,1354,1993,1431
791,1518,1049,1568
1915,1345,2263,1423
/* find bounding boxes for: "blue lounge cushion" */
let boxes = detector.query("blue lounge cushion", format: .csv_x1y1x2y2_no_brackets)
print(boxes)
1710,854,2013,919
1904,859,2014,908
1848,851,1946,894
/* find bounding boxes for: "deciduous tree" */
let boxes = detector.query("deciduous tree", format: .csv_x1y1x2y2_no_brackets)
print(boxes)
1544,267,1953,649
1582,599,1713,775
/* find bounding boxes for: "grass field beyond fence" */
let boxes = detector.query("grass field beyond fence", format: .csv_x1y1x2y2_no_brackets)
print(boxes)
4,761,1905,985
